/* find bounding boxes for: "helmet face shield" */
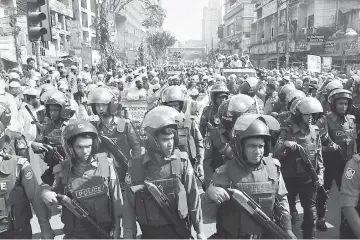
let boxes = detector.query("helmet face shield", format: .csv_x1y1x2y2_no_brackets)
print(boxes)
297,97,323,114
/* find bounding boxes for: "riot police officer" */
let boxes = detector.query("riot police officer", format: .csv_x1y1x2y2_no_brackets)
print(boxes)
340,153,360,238
271,84,296,120
199,83,229,137
0,121,54,239
203,114,296,239
41,120,123,239
88,87,141,185
203,94,255,188
239,77,264,114
274,97,324,239
31,89,75,185
160,86,204,176
320,80,343,113
122,106,206,239
316,88,356,232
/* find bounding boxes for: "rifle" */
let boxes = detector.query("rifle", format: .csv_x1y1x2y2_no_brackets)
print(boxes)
57,194,111,239
41,144,64,185
337,147,347,162
25,105,43,134
296,145,329,199
227,189,291,239
130,181,193,239
99,135,129,168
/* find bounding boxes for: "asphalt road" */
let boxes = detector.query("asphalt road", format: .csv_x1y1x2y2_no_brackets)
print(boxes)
30,180,341,239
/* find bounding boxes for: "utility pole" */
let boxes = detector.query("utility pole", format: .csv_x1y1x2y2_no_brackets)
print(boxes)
285,0,290,68
276,0,281,69
35,40,41,70
10,11,22,71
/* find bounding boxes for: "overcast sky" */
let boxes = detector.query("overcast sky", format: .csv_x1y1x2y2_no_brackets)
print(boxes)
162,0,214,42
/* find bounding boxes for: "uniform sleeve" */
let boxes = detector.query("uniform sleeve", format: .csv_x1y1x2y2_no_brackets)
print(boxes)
275,172,292,231
191,120,204,164
199,108,208,138
315,116,333,147
182,157,203,234
341,158,360,208
126,123,142,157
18,158,51,224
315,129,324,181
122,167,137,239
203,133,214,187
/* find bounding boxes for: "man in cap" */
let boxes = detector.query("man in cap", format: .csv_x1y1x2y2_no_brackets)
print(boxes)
18,88,43,142
68,65,78,94
41,120,123,238
82,64,92,84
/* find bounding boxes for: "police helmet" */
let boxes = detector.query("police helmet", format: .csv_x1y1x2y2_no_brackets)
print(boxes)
218,94,255,130
88,87,119,114
239,77,259,97
210,83,229,104
231,115,275,162
44,90,74,119
160,86,187,113
324,80,343,96
328,88,352,114
142,106,180,153
62,120,99,160
294,97,323,115
279,84,296,98
286,89,306,104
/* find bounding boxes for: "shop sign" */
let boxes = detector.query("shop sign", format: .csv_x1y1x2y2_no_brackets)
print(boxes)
324,37,359,55
307,35,325,43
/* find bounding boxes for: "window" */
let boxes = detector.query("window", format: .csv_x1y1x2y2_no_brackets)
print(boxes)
58,14,64,29
81,0,87,9
83,31,89,42
307,14,314,29
50,11,56,27
91,16,96,29
271,27,274,39
82,11,88,27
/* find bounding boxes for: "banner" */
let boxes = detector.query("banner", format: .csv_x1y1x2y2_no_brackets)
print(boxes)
121,100,148,139
307,55,321,73
322,57,332,71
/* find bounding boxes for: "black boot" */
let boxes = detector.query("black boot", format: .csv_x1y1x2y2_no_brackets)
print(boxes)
316,218,327,231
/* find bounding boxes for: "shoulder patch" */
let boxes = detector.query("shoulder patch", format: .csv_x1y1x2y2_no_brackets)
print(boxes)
215,165,227,174
125,172,131,184
345,167,356,180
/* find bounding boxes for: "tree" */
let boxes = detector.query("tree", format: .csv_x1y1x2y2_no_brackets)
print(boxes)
138,43,145,66
142,1,166,29
146,31,176,64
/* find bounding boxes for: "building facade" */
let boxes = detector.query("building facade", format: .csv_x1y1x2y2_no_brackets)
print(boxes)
249,0,360,69
202,0,222,51
219,0,255,55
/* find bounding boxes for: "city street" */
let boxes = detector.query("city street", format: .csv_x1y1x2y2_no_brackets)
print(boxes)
30,179,341,239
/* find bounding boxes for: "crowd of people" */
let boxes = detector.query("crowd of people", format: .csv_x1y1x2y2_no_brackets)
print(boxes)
1,55,360,239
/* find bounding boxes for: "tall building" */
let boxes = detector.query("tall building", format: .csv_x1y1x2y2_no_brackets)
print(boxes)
219,0,255,55
114,1,162,64
202,0,222,51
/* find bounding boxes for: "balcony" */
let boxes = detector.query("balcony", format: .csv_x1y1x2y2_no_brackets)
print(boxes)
223,2,244,21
